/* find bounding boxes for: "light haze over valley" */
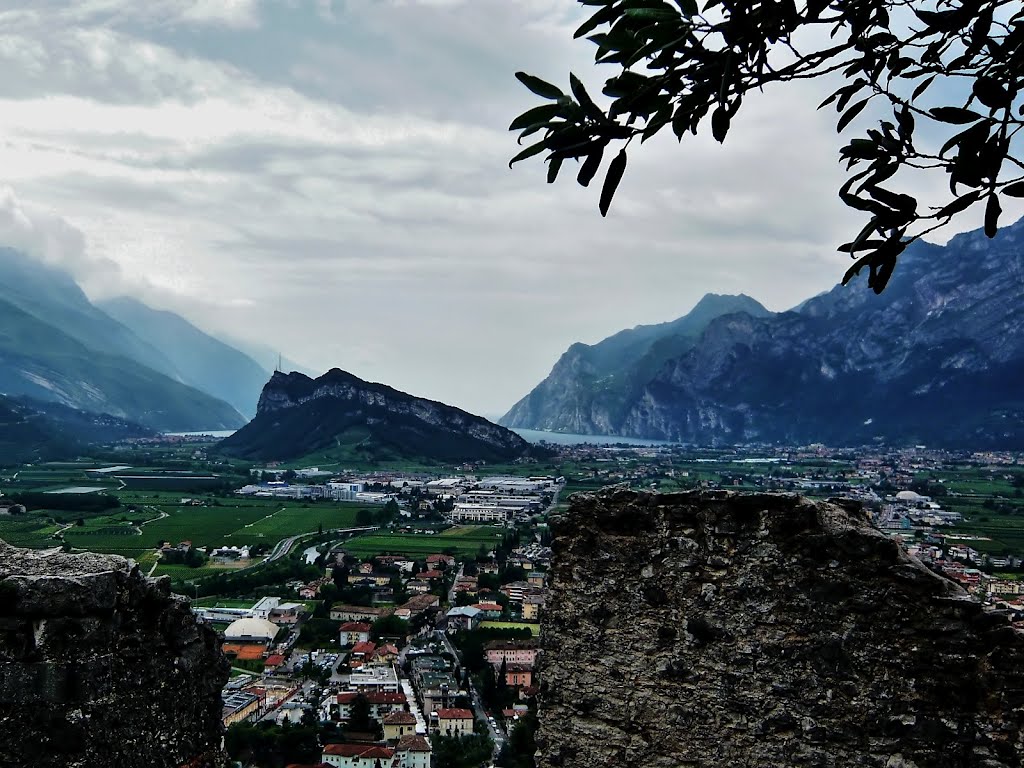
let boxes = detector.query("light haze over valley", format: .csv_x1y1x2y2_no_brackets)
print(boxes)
2,1,1018,419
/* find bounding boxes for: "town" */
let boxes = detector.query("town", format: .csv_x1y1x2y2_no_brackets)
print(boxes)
4,437,1024,767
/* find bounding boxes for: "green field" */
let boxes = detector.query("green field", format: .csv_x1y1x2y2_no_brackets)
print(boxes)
60,501,362,556
343,526,503,557
480,621,540,635
0,518,64,548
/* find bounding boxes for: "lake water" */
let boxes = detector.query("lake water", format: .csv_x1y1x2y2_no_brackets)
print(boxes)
512,428,675,447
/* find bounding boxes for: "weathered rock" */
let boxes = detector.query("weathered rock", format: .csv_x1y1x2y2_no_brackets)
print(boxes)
540,490,1024,768
0,540,228,767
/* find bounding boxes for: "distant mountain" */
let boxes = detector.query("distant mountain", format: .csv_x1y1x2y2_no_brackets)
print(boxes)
0,394,154,466
0,248,178,379
220,368,539,464
503,218,1024,448
501,293,772,434
98,297,271,417
0,295,245,431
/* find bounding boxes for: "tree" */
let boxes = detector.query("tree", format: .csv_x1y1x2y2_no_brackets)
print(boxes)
511,0,1024,293
348,693,377,734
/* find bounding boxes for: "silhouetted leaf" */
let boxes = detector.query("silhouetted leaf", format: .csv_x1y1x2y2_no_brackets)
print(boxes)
1002,181,1024,197
711,106,730,142
929,107,983,124
837,98,869,132
509,142,547,168
973,77,1011,109
515,72,565,100
509,104,563,131
599,149,627,217
984,192,1001,237
935,191,981,218
577,145,605,187
547,156,563,183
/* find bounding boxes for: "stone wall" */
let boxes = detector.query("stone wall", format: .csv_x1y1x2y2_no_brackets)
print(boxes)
539,490,1024,768
0,541,228,767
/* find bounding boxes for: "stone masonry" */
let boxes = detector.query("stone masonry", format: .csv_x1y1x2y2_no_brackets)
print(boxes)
539,489,1024,768
0,540,228,767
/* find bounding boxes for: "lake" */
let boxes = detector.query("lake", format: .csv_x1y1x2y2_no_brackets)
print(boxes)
512,428,675,447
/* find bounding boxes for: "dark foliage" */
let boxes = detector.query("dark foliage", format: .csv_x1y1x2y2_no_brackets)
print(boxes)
511,0,1024,292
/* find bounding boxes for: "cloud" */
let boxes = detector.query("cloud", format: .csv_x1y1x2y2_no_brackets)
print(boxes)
0,0,933,416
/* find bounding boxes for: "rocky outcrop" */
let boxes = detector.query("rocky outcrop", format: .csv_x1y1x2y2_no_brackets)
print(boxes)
0,541,228,767
220,368,539,463
501,293,771,436
541,490,1024,767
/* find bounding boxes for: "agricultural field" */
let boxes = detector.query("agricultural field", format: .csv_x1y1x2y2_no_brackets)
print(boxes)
480,621,539,636
0,517,65,548
343,525,503,558
60,501,365,557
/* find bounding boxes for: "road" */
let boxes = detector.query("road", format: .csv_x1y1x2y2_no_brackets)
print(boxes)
446,562,464,606
434,631,506,756
264,525,379,564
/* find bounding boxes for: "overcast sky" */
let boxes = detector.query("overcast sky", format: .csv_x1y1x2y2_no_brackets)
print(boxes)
0,0,1006,418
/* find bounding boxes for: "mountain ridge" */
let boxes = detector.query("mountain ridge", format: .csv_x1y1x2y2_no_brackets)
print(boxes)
503,218,1024,447
501,293,772,434
220,368,539,464
98,296,271,417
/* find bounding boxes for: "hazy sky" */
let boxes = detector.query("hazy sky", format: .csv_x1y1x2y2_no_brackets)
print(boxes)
0,0,1007,418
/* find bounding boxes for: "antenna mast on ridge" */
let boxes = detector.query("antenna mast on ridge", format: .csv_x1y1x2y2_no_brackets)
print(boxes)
276,353,282,373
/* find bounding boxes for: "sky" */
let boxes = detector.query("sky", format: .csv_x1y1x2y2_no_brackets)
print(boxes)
0,0,1010,419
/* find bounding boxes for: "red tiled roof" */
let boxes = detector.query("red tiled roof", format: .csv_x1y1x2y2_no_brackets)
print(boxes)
420,569,443,579
396,735,431,753
436,708,474,720
351,641,377,655
472,603,502,611
340,622,372,632
383,711,417,725
264,654,286,666
322,744,395,758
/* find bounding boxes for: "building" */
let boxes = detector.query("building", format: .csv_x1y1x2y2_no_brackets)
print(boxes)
445,606,482,633
339,622,373,645
504,662,534,688
334,691,407,721
351,641,377,664
222,691,260,726
394,735,431,768
383,711,418,742
269,602,305,625
484,640,539,668
223,617,280,645
472,602,502,619
253,597,281,620
522,594,544,621
331,604,394,623
435,708,475,738
449,504,514,523
399,594,440,619
348,664,401,694
321,744,394,768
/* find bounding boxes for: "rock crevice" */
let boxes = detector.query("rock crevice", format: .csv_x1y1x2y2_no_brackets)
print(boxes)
540,490,1024,767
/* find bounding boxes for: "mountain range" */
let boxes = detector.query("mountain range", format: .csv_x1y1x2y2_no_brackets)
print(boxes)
0,247,270,432
219,368,539,464
0,394,155,466
502,218,1024,448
